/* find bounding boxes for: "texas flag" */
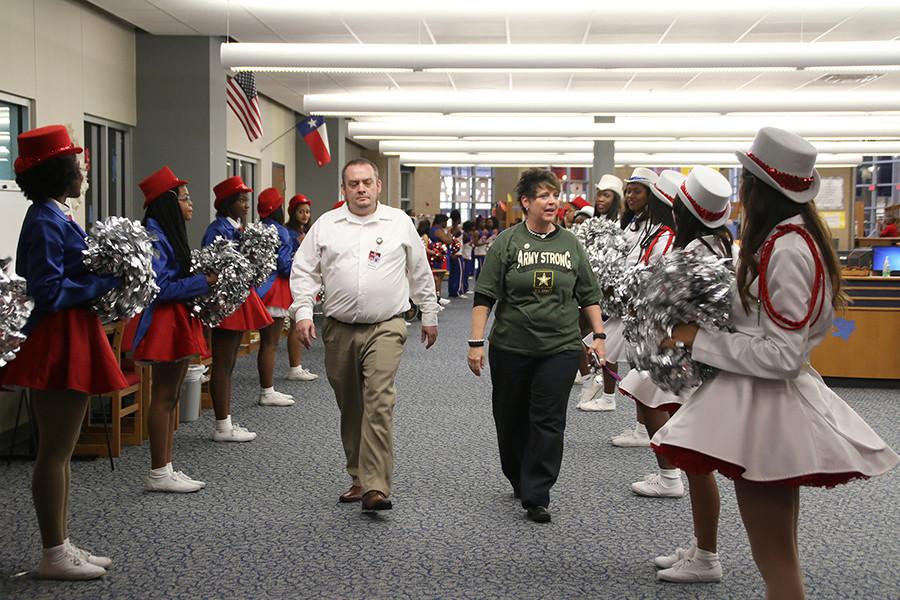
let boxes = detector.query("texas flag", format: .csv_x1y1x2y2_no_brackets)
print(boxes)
298,115,331,167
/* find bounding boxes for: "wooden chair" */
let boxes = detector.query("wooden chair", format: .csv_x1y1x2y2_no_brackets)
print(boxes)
74,320,144,459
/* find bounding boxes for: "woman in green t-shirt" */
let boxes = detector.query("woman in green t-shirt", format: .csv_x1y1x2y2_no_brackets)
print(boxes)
466,168,605,524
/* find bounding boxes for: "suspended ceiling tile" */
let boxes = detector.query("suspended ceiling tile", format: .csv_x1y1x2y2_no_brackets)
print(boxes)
426,19,508,44
446,72,514,91
678,72,767,91
507,16,594,43
663,16,762,43
736,71,827,91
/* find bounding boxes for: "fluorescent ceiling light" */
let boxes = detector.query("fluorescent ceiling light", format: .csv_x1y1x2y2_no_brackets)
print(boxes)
350,116,900,140
223,41,900,73
396,152,863,167
306,91,900,115
380,140,900,155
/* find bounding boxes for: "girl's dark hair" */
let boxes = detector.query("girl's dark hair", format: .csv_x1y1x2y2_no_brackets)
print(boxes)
736,170,845,314
286,203,310,233
462,220,474,233
620,183,675,230
433,214,449,227
216,193,243,219
514,168,560,205
673,199,733,259
15,154,81,202
264,207,285,225
144,188,192,276
596,190,621,222
417,219,431,237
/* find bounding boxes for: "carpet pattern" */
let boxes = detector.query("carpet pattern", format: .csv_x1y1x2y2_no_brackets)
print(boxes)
1,297,898,599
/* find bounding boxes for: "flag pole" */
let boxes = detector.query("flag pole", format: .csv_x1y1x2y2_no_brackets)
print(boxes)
259,120,303,152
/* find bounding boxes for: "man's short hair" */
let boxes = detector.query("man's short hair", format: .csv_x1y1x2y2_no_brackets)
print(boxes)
341,158,380,184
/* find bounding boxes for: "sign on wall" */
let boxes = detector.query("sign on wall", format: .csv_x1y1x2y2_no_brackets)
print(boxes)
816,176,845,210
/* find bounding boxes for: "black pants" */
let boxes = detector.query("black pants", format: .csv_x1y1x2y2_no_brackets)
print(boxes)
488,346,581,509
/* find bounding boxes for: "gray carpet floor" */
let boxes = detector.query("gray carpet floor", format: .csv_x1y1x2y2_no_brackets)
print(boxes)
1,297,898,599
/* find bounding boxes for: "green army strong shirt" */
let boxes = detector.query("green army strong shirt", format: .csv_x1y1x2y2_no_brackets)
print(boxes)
475,222,601,356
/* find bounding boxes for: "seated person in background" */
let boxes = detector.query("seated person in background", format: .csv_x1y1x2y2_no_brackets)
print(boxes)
880,217,899,237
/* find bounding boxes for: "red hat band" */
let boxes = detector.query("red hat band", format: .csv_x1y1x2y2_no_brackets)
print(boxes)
214,176,252,210
679,182,727,222
14,125,83,174
257,187,284,219
745,152,815,193
139,166,189,208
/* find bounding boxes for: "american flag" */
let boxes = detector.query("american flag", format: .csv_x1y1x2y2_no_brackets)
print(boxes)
227,72,263,142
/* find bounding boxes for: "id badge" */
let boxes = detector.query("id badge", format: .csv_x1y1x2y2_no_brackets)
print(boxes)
367,250,382,269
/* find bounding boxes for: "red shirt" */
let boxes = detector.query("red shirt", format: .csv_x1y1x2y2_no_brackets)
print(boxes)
880,223,899,237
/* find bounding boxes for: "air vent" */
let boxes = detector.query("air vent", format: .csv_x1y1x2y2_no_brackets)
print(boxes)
813,73,884,86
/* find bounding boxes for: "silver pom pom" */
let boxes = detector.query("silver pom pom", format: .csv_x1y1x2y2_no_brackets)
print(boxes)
83,217,160,324
571,218,631,317
0,259,34,367
239,222,280,287
188,239,252,327
628,248,735,394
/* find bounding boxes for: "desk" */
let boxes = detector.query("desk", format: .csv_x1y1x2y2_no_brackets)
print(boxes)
854,237,900,248
810,276,900,379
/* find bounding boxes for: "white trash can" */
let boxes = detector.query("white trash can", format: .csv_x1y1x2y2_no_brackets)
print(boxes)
179,364,206,423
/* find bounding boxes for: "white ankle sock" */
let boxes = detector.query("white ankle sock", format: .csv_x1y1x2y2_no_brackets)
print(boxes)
150,466,169,478
603,391,616,401
216,415,232,432
165,463,174,474
261,386,274,395
660,468,681,481
695,548,718,561
43,543,66,562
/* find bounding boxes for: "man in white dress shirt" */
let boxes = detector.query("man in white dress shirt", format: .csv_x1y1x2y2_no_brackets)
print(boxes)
290,158,439,511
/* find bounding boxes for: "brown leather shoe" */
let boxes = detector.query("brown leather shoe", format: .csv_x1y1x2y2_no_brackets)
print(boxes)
361,490,392,511
339,485,363,503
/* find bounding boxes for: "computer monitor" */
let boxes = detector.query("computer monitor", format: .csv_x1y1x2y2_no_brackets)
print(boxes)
872,246,900,275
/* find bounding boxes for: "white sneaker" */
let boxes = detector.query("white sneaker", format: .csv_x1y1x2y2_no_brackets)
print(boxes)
573,373,590,386
173,470,206,489
438,298,451,306
258,389,295,406
657,556,722,583
36,548,106,580
576,377,603,408
579,391,616,412
213,423,257,442
65,540,112,569
144,472,203,493
631,473,685,498
285,367,318,381
611,424,651,447
655,538,697,568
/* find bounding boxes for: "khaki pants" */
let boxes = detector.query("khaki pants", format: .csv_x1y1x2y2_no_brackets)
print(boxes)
322,316,408,496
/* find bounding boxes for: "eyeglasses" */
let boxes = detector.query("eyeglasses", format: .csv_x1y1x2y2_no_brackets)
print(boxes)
177,195,191,202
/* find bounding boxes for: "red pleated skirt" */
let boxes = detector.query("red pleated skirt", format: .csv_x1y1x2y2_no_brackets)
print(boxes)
261,276,292,310
125,303,210,363
0,308,127,395
652,443,870,488
216,289,274,331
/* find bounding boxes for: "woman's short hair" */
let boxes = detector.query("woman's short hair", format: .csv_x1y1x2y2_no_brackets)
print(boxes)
514,168,560,203
15,154,81,202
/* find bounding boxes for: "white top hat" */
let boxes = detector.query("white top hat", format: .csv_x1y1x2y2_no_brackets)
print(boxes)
595,173,624,198
650,170,686,208
625,167,658,187
677,165,733,229
735,126,820,204
575,205,595,219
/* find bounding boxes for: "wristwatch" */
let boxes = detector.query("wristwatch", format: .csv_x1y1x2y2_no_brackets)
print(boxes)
592,332,607,340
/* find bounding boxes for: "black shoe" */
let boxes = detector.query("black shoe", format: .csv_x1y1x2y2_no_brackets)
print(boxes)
526,506,551,523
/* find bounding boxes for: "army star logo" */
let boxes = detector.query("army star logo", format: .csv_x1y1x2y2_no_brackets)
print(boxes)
534,270,554,294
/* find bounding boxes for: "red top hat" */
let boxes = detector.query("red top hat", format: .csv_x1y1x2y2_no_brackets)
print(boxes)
139,166,189,208
257,187,284,219
332,200,345,210
14,125,83,174
288,194,311,215
213,176,252,210
570,196,589,210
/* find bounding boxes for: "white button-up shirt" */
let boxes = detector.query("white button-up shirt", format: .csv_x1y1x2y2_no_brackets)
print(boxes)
290,203,439,326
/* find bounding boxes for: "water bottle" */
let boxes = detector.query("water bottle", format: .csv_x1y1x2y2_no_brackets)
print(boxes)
883,256,892,278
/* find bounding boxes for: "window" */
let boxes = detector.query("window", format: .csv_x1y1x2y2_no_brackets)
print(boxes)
439,166,494,222
272,162,285,196
551,167,590,203
400,168,412,213
83,116,130,225
226,155,257,221
856,157,900,235
0,97,30,183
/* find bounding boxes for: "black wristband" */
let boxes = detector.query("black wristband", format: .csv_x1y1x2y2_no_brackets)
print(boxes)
592,332,607,340
468,339,485,348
